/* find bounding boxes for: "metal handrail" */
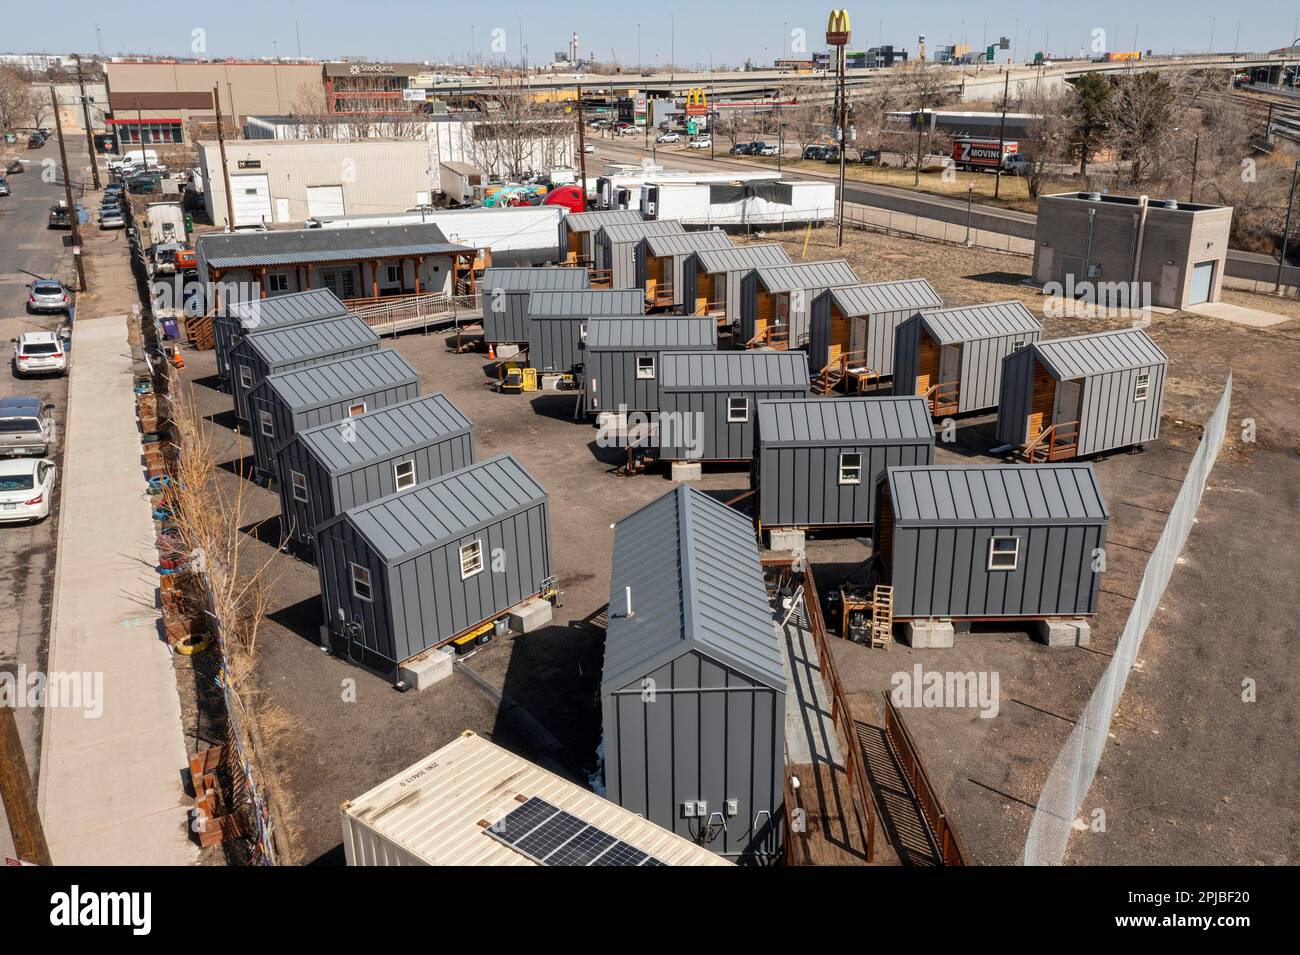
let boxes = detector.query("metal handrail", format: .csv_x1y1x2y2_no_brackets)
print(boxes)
881,692,968,866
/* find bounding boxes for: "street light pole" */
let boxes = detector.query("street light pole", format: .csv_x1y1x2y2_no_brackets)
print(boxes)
74,54,101,191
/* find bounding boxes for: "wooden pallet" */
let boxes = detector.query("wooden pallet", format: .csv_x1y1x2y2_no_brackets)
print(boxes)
185,314,214,350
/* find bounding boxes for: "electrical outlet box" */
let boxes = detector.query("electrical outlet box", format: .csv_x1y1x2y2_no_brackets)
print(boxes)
696,800,708,817
725,798,739,817
682,800,697,818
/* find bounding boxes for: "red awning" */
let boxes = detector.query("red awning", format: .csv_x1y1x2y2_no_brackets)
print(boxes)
106,117,183,124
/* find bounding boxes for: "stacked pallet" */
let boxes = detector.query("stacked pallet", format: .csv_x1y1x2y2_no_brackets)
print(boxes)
188,746,248,848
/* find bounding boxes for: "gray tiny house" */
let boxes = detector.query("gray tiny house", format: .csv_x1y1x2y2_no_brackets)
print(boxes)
657,351,811,462
480,266,589,347
584,317,717,415
246,349,420,479
215,287,349,382
754,396,935,531
560,209,644,264
893,301,1042,417
996,328,1167,461
592,219,685,289
635,229,733,310
315,454,553,677
680,244,792,327
525,288,646,374
276,392,475,549
739,259,860,348
808,279,943,385
229,314,380,424
602,484,785,863
873,464,1110,620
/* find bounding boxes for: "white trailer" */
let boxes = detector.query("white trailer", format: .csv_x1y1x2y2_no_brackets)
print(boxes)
596,168,782,212
640,178,835,227
307,206,565,265
145,201,187,246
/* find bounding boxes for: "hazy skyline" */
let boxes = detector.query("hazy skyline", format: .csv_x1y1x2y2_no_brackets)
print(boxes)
6,3,1296,69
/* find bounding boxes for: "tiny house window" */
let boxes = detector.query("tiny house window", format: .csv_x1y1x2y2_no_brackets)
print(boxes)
238,365,253,389
268,272,290,293
636,355,655,379
347,402,367,418
290,470,308,502
258,410,274,438
727,396,750,423
350,563,373,601
987,536,1020,571
1134,373,1151,402
838,452,863,485
1011,339,1026,351
393,460,416,491
459,540,484,579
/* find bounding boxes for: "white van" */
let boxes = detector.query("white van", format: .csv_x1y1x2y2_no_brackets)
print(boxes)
109,149,159,171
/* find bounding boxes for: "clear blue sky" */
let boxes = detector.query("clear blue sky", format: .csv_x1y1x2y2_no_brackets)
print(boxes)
7,2,1295,69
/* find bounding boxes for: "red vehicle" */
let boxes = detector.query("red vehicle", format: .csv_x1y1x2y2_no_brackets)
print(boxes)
952,138,1017,172
542,184,585,214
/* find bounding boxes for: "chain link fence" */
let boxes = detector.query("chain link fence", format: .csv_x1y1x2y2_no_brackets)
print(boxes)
1022,373,1233,866
840,204,1034,256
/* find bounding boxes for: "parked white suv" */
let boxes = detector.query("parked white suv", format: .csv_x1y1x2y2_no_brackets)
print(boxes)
0,457,57,524
13,331,67,376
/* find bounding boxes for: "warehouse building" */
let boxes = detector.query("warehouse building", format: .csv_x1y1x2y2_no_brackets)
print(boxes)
1032,192,1233,309
228,314,380,424
480,266,590,349
584,317,718,415
526,288,646,374
680,244,792,326
996,328,1167,461
657,351,811,462
195,224,476,308
315,454,553,677
807,279,943,391
246,349,421,478
754,396,935,534
635,229,734,310
276,392,475,549
214,287,349,383
602,485,785,863
197,140,442,228
592,220,686,289
560,209,645,264
892,301,1042,417
739,259,860,348
341,731,731,866
873,464,1109,643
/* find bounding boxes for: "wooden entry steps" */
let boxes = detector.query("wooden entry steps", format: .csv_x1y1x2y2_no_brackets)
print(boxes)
1020,420,1080,462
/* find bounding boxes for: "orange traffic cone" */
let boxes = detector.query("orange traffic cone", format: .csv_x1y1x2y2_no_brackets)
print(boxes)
487,343,495,360
171,345,185,369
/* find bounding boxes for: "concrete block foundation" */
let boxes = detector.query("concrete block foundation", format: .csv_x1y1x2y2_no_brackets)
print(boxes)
901,619,955,649
768,528,806,554
670,461,702,483
1034,617,1092,648
509,597,553,634
398,647,456,691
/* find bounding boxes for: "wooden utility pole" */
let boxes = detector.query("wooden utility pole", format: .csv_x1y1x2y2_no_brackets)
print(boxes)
51,86,88,292
213,85,236,231
993,70,1010,199
836,45,847,246
576,84,588,212
73,55,101,191
0,704,53,866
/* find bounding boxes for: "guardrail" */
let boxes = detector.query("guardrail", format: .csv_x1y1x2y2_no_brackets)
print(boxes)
346,292,481,336
881,691,967,866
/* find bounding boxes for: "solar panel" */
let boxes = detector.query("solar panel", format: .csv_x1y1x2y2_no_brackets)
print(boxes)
485,796,667,866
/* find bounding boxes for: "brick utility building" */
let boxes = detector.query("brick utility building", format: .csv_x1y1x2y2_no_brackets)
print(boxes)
1033,192,1233,309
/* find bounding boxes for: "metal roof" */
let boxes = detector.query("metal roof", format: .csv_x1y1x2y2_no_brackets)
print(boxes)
262,349,419,413
1032,328,1168,380
227,288,348,329
526,288,645,317
339,454,546,564
755,259,859,292
660,350,811,391
585,317,718,350
885,464,1109,527
295,392,472,474
341,731,731,866
643,229,734,257
602,485,783,695
757,396,933,447
917,300,1041,345
562,209,645,235
693,243,792,273
826,279,943,316
481,266,590,292
243,315,379,367
596,220,686,245
198,224,472,269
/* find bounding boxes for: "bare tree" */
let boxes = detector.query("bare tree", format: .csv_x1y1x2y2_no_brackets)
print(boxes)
0,67,43,132
462,85,573,180
1016,85,1073,198
1108,70,1178,187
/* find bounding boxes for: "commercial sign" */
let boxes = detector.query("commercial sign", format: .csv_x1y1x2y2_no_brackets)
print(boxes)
684,88,708,116
403,89,427,101
826,9,851,46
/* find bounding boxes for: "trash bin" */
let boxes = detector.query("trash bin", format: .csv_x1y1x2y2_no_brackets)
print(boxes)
161,317,180,339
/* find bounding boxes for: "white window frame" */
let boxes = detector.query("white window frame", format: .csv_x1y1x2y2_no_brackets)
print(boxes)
347,401,367,418
727,396,750,423
636,355,656,380
1011,339,1026,351
238,364,253,389
393,459,416,491
1134,372,1150,402
987,536,1020,572
268,272,290,293
258,410,274,438
289,469,308,502
459,540,484,580
385,263,402,285
349,562,373,601
838,452,863,485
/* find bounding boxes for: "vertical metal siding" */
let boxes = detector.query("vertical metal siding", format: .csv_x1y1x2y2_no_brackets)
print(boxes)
957,331,1041,413
528,316,587,373
892,315,921,399
1075,364,1165,455
995,347,1036,445
759,441,934,527
658,388,807,461
482,290,531,344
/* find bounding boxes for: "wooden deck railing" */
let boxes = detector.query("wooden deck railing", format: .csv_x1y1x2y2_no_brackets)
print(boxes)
881,692,968,865
650,283,675,307
746,326,791,350
924,380,960,416
1025,420,1079,462
588,268,614,289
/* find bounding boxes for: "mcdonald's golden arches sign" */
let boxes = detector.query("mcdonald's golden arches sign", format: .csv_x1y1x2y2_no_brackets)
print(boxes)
684,88,708,116
826,9,850,46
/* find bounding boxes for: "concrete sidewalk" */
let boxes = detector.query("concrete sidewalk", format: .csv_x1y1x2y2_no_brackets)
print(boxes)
37,316,198,865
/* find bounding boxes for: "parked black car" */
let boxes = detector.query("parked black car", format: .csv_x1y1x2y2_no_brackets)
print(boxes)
47,204,72,229
730,142,754,155
803,145,828,160
822,145,842,163
859,148,882,166
27,133,45,149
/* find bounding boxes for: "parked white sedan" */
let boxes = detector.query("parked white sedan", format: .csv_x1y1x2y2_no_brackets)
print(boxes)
0,457,56,524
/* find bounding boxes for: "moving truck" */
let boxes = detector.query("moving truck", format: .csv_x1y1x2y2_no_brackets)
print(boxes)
952,138,1018,172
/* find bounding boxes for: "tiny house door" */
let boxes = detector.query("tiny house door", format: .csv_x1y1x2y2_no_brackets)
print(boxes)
939,344,961,383
1054,379,1082,427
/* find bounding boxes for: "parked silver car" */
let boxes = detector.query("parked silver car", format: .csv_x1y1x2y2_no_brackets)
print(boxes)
27,279,69,314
